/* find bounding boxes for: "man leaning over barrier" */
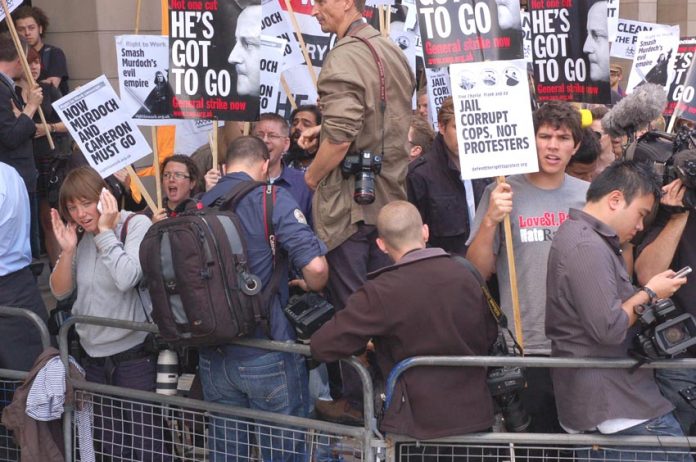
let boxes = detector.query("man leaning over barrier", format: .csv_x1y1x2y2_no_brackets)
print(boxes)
546,160,689,460
311,200,497,440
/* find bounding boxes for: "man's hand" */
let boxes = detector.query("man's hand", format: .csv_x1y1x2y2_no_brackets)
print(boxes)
645,269,688,300
485,182,513,224
661,179,686,208
298,125,321,153
205,168,222,191
26,84,43,108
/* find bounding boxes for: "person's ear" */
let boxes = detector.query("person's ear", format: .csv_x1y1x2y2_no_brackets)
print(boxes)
422,224,429,243
376,237,388,254
607,190,625,210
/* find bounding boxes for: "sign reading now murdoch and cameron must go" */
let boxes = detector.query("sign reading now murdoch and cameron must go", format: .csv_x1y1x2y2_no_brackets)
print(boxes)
416,0,524,68
53,75,152,179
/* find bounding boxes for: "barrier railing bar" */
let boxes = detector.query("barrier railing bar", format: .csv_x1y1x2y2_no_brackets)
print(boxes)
385,355,696,409
0,369,28,381
386,432,696,449
0,306,51,350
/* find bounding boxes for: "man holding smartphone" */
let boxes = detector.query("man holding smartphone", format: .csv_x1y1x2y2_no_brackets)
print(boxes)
635,172,696,435
546,160,689,459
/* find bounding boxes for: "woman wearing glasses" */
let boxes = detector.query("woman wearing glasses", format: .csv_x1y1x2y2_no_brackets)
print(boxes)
152,154,204,223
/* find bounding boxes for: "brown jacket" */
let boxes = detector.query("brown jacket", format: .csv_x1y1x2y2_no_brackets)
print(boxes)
314,23,415,250
311,248,497,439
2,347,82,462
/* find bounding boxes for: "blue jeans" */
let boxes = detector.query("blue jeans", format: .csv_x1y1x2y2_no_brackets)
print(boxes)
579,412,690,462
656,367,696,436
198,348,309,462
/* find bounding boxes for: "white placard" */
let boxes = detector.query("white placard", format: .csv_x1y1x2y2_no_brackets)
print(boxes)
261,0,304,71
260,35,288,115
626,26,680,94
611,19,674,60
606,0,619,42
115,35,173,126
0,0,23,22
53,75,152,179
450,60,537,180
521,10,532,63
425,67,451,131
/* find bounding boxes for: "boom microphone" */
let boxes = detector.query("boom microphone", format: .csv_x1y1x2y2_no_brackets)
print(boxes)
602,84,667,139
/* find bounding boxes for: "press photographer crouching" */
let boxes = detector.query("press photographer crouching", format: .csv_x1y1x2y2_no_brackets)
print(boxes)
546,160,689,461
311,201,498,441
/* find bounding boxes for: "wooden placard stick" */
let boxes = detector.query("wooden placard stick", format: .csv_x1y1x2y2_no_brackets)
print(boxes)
212,121,219,169
283,0,318,90
497,175,525,351
0,0,55,150
134,0,143,34
280,75,298,111
126,165,157,211
151,127,162,209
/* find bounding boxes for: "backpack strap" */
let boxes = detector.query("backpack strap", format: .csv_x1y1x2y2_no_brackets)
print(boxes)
213,180,266,209
119,212,153,323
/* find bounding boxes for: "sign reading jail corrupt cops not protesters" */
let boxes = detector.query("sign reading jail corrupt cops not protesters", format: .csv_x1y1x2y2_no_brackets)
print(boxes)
53,75,152,179
417,0,523,68
450,59,537,180
169,0,260,121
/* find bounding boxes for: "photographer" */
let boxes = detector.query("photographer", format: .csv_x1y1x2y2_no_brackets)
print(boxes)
301,0,415,423
635,174,696,435
546,160,688,458
311,201,497,440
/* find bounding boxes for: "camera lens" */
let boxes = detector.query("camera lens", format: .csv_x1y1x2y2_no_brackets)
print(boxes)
354,172,376,205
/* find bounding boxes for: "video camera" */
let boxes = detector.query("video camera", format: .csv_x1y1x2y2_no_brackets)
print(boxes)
341,151,382,205
634,298,696,360
487,332,531,432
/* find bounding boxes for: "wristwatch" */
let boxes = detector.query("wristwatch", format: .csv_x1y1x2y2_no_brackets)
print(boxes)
640,286,658,302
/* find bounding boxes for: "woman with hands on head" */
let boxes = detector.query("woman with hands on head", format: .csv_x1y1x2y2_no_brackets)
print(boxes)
49,166,171,461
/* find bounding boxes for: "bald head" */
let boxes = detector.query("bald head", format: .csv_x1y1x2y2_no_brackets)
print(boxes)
377,201,426,253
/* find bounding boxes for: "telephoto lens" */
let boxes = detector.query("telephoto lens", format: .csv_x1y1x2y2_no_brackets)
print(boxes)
156,349,179,395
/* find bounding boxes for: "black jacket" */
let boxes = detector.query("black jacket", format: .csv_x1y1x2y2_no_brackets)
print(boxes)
407,134,490,256
0,76,38,192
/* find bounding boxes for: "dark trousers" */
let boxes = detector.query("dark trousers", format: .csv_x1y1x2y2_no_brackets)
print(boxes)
84,353,172,462
325,224,391,406
0,266,47,371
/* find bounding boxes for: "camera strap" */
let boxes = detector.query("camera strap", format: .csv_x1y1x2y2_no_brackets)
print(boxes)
347,25,386,159
452,255,524,355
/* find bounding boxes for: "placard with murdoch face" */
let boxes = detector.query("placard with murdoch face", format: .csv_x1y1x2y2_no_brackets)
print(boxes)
169,0,259,121
530,0,611,104
53,75,151,178
416,0,523,68
450,59,537,180
626,27,680,95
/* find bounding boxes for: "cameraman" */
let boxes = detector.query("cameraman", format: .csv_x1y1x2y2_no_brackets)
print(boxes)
301,0,415,423
546,160,688,457
311,201,497,439
635,175,696,435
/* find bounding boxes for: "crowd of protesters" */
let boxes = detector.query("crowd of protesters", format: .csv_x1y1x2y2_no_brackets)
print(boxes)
3,3,696,462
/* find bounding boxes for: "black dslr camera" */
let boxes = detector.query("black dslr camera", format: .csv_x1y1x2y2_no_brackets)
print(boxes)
283,292,335,342
341,151,382,205
487,332,531,432
634,298,696,359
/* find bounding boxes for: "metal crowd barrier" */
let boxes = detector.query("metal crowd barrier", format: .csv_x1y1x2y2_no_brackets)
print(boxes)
58,315,382,462
0,306,52,462
384,355,696,461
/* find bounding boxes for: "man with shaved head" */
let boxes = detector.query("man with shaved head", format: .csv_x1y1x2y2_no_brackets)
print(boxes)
311,201,497,439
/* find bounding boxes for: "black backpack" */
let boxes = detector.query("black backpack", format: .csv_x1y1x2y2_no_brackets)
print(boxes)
139,181,283,347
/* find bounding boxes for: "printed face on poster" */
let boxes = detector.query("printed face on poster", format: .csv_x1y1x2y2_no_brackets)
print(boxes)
417,0,524,68
530,0,611,104
450,59,537,180
626,27,680,95
116,35,173,125
665,38,696,117
169,0,260,121
53,75,151,179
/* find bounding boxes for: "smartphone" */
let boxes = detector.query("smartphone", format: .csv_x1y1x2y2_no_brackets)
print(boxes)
673,266,692,279
97,187,107,213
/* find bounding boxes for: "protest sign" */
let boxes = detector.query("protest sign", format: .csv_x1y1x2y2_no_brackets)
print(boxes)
261,0,304,70
276,64,318,119
116,35,173,125
169,0,259,121
450,59,537,179
0,0,21,22
53,75,151,179
665,37,696,117
417,0,523,68
521,10,532,63
611,19,674,60
673,62,696,123
425,67,451,130
530,0,611,104
626,26,680,94
606,0,619,42
260,35,287,114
